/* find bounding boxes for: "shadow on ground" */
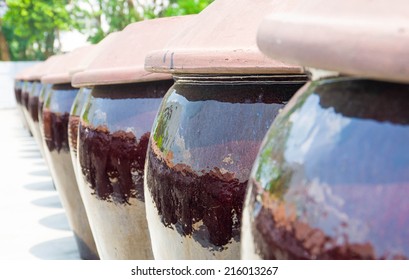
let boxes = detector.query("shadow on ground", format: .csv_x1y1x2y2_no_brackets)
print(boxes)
28,169,51,177
23,181,54,192
39,212,70,231
31,195,62,209
29,236,80,260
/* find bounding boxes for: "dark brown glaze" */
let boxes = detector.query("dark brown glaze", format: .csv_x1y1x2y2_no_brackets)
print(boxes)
22,91,29,111
38,84,52,126
78,81,172,205
14,80,30,131
27,82,43,123
29,96,39,122
245,78,409,260
69,115,80,155
14,81,22,104
21,81,35,136
43,110,70,153
145,76,307,249
68,88,91,159
42,83,99,260
79,125,149,203
147,143,248,247
76,81,171,260
22,81,34,111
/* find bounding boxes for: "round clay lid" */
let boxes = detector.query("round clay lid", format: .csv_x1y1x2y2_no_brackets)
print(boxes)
72,16,193,88
41,45,96,85
69,32,120,78
25,54,65,81
145,0,303,75
15,63,43,81
257,0,409,83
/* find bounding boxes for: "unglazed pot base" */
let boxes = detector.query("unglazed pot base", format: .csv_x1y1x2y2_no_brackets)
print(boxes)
144,187,240,259
78,187,153,259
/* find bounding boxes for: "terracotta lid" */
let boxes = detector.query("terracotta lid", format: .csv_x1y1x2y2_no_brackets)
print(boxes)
72,16,193,88
15,63,43,81
69,32,121,78
257,0,409,83
41,45,95,85
26,54,65,81
145,0,303,75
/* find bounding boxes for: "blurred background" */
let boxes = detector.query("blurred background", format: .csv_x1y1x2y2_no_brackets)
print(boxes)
0,0,213,108
0,0,213,61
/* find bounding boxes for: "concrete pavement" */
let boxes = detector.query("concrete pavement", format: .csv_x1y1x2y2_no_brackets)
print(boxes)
0,108,80,260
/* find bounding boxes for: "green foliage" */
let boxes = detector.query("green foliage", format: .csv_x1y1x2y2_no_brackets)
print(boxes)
72,0,214,44
2,0,71,60
70,0,142,44
1,0,214,60
164,0,214,16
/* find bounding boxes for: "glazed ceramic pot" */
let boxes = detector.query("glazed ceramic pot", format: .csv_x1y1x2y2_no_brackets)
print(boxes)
13,79,29,131
145,75,305,259
41,47,99,260
242,77,409,259
68,87,91,179
77,81,172,259
15,63,44,135
27,81,48,157
14,80,23,108
21,80,35,135
38,84,52,130
72,17,192,259
241,0,409,259
144,0,306,259
26,55,64,156
67,33,120,179
41,83,98,260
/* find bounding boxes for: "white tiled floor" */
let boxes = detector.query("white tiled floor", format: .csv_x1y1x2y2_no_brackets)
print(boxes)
0,108,80,260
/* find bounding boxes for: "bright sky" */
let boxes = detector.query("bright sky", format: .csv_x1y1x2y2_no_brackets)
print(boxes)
60,0,171,52
60,30,90,53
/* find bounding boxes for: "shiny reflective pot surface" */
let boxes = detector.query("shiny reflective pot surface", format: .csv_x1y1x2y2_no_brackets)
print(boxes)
38,84,52,129
28,82,46,158
145,75,306,259
22,81,34,135
68,87,91,179
14,80,29,130
241,78,409,260
42,84,99,260
77,81,172,259
14,80,23,105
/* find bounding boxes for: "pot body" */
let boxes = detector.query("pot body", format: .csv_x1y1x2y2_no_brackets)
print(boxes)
22,81,34,136
38,84,52,130
42,84,99,260
77,80,173,259
28,81,46,157
144,75,306,259
68,87,91,180
241,78,409,260
14,80,29,130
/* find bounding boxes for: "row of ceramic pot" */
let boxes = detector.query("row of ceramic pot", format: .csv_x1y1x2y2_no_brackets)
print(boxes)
15,0,409,260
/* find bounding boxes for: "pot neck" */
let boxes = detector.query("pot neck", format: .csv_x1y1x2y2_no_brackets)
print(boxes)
173,74,309,84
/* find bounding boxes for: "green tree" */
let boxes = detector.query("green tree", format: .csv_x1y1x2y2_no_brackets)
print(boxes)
70,0,213,44
164,0,214,16
137,0,213,18
1,0,214,60
2,0,71,60
69,0,141,44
